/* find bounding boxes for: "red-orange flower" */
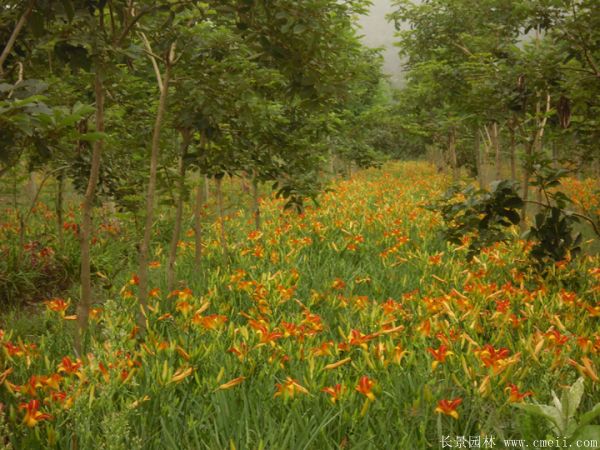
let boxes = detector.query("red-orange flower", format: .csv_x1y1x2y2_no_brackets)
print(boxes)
44,298,69,315
321,384,343,403
274,377,309,399
57,356,83,377
435,398,462,419
505,384,533,403
19,399,52,427
427,345,453,370
355,376,376,401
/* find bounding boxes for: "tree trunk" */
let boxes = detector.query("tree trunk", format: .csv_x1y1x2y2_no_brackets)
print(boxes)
329,150,335,176
56,170,64,246
474,127,483,188
251,170,261,231
76,70,104,353
137,55,172,328
204,174,210,204
167,129,192,293
520,140,533,232
215,176,227,255
492,122,501,180
194,177,203,269
0,0,36,77
509,122,517,182
27,172,37,202
449,129,458,181
480,128,489,188
521,93,551,230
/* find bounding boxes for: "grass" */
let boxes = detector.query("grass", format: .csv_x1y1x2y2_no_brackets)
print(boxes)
1,161,599,449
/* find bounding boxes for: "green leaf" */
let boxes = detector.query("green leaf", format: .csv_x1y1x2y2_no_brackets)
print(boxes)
562,377,585,422
79,132,107,142
579,404,600,428
513,403,563,434
570,426,600,449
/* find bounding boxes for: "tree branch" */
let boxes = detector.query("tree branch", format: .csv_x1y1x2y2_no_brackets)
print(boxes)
0,0,37,77
524,200,600,238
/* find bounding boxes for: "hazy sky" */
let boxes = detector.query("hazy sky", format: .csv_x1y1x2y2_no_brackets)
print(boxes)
358,0,405,86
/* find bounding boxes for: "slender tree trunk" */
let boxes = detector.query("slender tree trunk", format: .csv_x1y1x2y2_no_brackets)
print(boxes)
492,122,501,180
521,93,551,230
194,177,203,269
251,170,261,231
239,172,250,194
329,150,335,176
215,176,227,254
509,122,517,182
204,174,210,204
474,126,484,189
137,54,173,328
449,128,458,181
552,141,558,169
0,0,36,77
26,172,36,201
521,139,533,232
12,165,18,210
56,170,64,246
194,135,207,270
480,128,489,187
76,70,105,353
167,129,191,293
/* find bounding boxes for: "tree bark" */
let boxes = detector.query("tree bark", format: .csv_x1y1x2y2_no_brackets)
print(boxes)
448,128,458,181
204,174,210,203
167,129,192,293
0,0,36,77
251,170,261,231
509,121,517,182
521,93,551,230
76,70,104,353
215,176,227,255
137,50,173,328
491,122,501,180
194,177,203,269
474,126,483,188
56,170,64,246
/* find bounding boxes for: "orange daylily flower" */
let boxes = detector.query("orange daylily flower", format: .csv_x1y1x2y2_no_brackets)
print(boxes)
568,357,599,382
355,376,376,401
435,398,462,419
274,377,309,399
506,384,533,403
324,357,352,370
331,278,346,290
44,298,69,315
427,345,453,370
311,341,334,357
218,376,246,390
57,356,83,377
321,384,344,403
170,367,193,384
169,288,193,300
193,314,228,330
148,261,161,269
19,399,52,427
176,301,193,316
